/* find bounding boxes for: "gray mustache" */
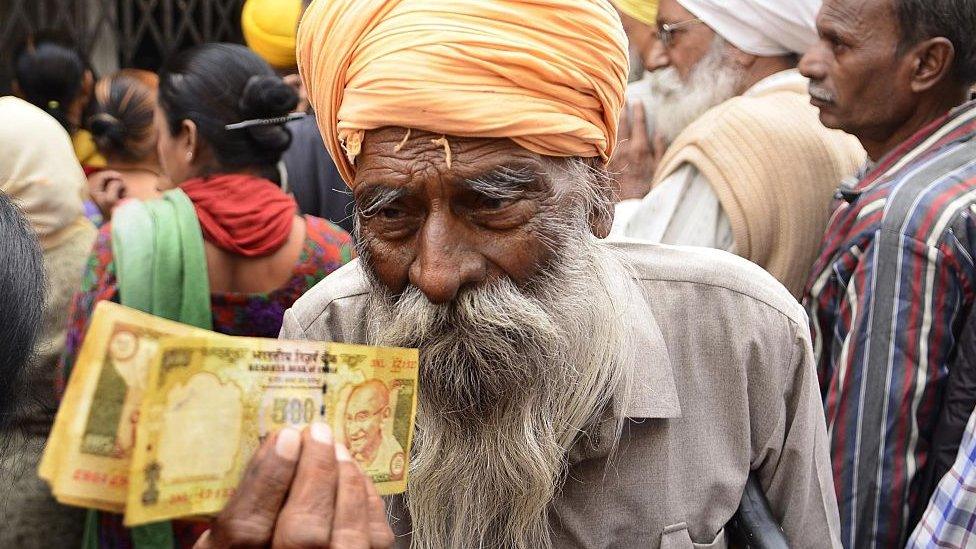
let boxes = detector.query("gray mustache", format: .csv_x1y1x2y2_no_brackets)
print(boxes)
808,84,835,103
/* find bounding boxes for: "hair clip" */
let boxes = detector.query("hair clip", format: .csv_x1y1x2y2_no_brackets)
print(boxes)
224,112,306,131
91,113,120,125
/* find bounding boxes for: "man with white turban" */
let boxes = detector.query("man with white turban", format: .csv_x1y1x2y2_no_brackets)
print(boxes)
192,0,837,547
612,0,866,298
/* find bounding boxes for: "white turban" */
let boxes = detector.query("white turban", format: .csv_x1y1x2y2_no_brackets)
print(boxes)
677,0,821,56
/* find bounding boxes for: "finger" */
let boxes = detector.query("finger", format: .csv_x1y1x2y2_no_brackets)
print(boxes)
192,529,213,549
272,422,339,548
105,179,125,201
618,102,632,141
653,133,668,162
329,444,371,549
88,176,107,199
364,475,395,549
631,103,650,147
96,171,124,192
209,429,301,548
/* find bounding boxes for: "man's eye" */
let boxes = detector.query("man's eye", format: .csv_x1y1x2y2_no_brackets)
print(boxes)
379,207,406,219
479,197,516,210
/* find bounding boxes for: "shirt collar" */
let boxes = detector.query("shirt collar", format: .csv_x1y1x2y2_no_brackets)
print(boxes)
566,294,680,465
847,99,976,197
612,289,682,420
744,68,806,98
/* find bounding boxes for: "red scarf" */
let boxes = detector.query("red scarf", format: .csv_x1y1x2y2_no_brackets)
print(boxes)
180,174,297,257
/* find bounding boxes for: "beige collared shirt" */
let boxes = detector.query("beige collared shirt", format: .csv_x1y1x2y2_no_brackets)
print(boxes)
280,241,841,548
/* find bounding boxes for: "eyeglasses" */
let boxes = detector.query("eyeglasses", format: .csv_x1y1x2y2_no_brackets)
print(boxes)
657,18,704,48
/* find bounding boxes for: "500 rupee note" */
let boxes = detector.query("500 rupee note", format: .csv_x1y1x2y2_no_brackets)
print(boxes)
39,302,214,512
124,336,418,526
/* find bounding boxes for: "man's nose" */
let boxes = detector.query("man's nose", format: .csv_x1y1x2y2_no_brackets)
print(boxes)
799,43,827,81
644,37,669,72
409,214,487,304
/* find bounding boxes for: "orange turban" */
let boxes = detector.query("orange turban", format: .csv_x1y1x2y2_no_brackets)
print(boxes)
297,0,629,186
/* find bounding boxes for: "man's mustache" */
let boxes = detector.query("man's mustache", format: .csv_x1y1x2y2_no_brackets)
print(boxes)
808,83,836,104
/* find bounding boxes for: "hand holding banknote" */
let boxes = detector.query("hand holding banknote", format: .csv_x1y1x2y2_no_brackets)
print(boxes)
195,424,394,549
41,302,419,526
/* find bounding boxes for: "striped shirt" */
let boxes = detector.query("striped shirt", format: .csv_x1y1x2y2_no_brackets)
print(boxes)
804,100,976,548
907,408,976,549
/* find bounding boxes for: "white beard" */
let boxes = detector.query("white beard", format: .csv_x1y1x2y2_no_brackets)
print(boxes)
360,161,643,549
648,37,744,144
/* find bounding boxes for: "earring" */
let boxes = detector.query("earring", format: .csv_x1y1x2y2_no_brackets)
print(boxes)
186,151,193,161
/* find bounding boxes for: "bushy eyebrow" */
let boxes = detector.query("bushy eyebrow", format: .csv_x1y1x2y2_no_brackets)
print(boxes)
356,165,538,216
462,165,538,199
357,186,407,218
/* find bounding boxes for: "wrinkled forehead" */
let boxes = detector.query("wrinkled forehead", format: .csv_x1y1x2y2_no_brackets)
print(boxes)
656,0,697,24
352,127,550,194
819,0,894,33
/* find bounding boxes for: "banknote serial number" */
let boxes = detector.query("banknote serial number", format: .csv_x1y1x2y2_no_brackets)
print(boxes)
165,487,237,505
71,468,127,487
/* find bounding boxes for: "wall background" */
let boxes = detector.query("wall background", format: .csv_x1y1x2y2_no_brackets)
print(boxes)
0,0,245,95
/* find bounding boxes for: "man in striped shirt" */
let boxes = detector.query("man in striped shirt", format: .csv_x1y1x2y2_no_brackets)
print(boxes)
799,0,976,546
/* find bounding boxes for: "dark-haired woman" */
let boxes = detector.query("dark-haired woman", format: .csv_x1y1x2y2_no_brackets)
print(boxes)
13,37,107,171
60,43,354,548
87,69,169,221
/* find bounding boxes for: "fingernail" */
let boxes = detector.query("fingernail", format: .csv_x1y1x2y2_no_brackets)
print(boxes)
310,422,332,444
276,428,301,460
335,443,352,462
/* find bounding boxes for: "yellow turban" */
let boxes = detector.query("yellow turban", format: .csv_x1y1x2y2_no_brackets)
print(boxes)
242,0,303,69
297,0,629,186
611,0,658,27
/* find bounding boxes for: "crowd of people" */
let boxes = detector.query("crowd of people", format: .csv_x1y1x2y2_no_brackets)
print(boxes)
0,0,975,547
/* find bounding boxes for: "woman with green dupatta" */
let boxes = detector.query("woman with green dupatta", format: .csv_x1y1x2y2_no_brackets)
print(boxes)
60,43,354,549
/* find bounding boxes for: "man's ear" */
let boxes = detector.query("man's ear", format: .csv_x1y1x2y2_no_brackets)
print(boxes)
910,37,956,93
589,183,615,239
727,45,757,70
590,213,613,239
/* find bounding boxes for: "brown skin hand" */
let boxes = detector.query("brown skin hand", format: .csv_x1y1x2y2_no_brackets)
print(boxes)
800,0,970,161
353,127,607,305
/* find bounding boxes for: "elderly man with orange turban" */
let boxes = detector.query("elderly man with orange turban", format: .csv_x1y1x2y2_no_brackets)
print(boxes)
196,1,840,547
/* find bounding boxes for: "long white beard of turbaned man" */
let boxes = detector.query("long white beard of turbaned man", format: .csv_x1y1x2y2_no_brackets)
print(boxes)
362,159,644,549
295,0,639,545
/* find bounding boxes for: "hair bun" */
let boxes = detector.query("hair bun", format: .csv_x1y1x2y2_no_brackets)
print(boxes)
238,75,298,120
89,112,127,152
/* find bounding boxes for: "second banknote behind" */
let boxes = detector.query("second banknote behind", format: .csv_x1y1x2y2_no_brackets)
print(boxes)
39,302,212,512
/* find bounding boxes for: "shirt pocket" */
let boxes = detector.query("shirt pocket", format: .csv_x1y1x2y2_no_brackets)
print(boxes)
660,523,728,549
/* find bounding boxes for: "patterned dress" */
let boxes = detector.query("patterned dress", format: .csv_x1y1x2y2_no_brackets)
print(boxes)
60,215,354,548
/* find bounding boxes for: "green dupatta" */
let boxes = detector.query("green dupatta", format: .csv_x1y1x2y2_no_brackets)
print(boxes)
83,189,212,549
